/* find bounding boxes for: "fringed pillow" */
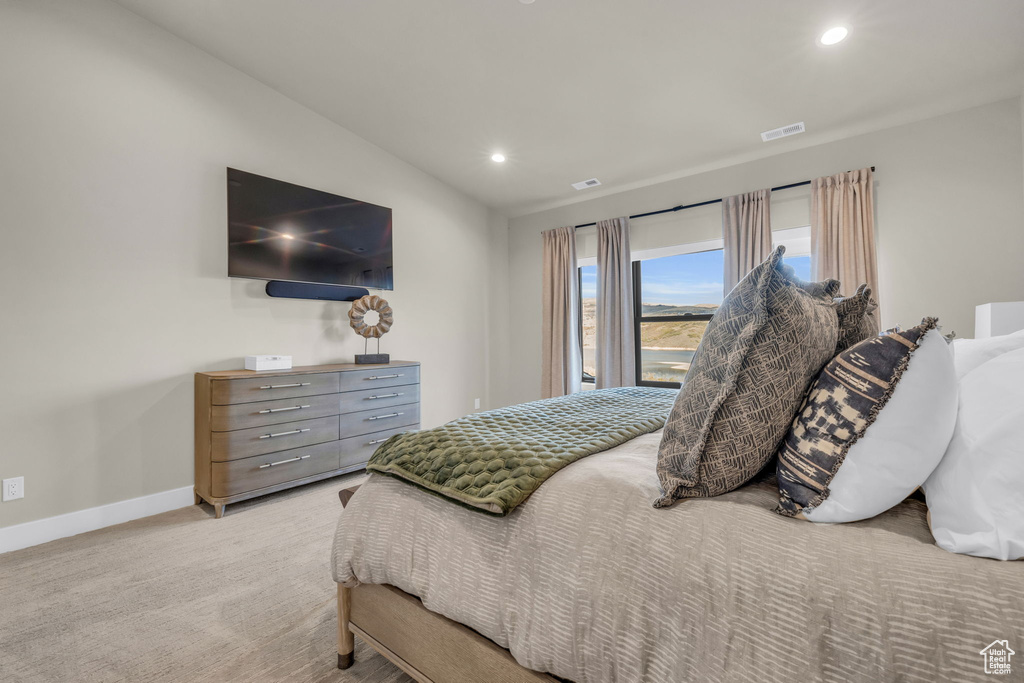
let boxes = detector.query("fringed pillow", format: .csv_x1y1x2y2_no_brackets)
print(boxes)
834,284,878,353
776,318,957,523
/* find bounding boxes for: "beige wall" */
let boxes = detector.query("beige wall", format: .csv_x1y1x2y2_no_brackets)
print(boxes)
0,0,508,527
506,99,1024,406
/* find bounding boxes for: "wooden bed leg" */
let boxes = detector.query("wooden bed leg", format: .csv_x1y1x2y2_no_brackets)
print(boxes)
337,584,354,669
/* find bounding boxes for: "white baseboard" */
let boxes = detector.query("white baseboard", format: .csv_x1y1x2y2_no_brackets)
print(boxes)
0,486,195,555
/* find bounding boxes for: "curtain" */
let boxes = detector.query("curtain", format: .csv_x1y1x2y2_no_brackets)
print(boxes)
810,167,879,331
722,188,772,294
596,217,635,388
541,226,581,398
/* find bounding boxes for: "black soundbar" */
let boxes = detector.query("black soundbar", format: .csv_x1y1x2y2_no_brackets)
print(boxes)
265,281,369,302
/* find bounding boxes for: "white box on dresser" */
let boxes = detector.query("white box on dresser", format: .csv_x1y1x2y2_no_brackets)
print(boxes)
245,354,293,371
194,360,420,517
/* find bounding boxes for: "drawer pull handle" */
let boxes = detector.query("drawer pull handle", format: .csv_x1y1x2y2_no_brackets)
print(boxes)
365,374,403,380
258,405,311,414
259,454,312,469
368,412,404,421
259,382,311,390
367,393,403,400
258,428,311,439
367,437,392,445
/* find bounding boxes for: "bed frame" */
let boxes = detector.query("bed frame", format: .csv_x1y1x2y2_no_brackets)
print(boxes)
336,583,558,682
336,488,558,682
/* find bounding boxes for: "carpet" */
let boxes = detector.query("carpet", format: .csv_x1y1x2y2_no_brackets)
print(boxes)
0,475,410,683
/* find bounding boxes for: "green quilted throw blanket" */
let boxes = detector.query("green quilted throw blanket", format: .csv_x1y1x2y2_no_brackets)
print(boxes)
366,387,678,516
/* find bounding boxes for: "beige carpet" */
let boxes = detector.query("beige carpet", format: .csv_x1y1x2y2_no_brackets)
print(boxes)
0,475,411,683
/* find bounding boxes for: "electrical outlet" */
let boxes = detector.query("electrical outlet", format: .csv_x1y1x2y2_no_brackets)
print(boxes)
2,476,24,502
474,398,481,410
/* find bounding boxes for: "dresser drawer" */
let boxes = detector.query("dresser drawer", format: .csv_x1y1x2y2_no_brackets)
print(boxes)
210,441,341,498
338,385,420,414
210,393,342,431
339,424,419,469
338,366,419,393
210,415,340,462
340,404,420,438
211,372,340,405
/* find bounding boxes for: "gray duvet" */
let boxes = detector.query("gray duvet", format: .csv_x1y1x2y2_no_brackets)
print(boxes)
332,430,1024,683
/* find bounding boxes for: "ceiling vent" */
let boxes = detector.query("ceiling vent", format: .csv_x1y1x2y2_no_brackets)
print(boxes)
572,178,602,190
761,122,805,142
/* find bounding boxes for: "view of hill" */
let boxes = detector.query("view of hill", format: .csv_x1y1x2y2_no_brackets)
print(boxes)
640,303,718,317
639,319,710,349
582,299,717,351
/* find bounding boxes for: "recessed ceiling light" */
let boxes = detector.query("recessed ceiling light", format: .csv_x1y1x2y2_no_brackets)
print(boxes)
491,153,506,163
819,26,849,46
281,234,294,240
519,0,536,4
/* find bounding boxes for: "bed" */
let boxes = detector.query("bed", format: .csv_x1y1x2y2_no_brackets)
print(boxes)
332,429,1024,682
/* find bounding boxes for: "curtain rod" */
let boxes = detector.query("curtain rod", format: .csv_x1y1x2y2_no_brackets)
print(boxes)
573,166,875,229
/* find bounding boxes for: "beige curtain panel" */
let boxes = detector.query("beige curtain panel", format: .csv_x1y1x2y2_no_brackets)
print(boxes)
722,189,772,294
541,225,582,398
596,217,636,389
810,167,880,331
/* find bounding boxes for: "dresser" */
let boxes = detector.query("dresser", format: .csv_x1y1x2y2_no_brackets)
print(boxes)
194,361,420,517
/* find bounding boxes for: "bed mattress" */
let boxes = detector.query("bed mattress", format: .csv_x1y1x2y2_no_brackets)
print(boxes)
332,430,1024,683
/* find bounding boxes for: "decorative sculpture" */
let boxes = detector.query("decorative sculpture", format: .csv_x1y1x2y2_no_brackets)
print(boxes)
348,295,393,364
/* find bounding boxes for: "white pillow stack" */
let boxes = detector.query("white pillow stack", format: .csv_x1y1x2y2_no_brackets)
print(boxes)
923,329,1024,560
949,327,1024,380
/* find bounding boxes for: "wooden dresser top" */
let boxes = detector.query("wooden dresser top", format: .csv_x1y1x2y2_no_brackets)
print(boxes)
197,360,420,380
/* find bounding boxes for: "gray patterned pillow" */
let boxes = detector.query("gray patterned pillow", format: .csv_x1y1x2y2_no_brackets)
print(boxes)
834,284,878,353
655,246,840,506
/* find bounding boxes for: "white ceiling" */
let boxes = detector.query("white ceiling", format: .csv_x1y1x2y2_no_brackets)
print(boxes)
113,0,1024,216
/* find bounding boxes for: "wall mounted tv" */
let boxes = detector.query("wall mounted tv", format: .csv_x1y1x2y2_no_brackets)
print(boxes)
227,168,393,290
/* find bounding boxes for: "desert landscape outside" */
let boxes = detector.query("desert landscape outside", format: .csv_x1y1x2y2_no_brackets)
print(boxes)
582,299,715,383
580,250,809,385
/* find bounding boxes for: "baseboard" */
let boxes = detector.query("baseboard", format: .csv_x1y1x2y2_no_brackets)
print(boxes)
0,485,195,555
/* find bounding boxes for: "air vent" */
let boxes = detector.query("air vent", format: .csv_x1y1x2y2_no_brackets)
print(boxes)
760,122,805,142
571,178,602,190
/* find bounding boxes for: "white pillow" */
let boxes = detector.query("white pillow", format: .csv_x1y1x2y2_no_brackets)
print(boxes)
776,322,958,523
923,346,1024,560
805,329,957,522
950,327,1024,381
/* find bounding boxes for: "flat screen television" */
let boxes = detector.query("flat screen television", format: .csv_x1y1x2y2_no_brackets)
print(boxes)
227,168,393,290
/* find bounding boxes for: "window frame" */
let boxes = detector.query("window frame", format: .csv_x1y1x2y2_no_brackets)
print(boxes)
772,226,811,260
578,266,596,385
632,260,715,389
579,224,813,389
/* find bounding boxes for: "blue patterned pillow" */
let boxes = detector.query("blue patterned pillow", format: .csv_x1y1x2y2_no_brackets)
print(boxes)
776,317,957,522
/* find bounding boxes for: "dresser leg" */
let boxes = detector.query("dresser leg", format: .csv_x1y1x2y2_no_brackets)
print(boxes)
214,502,225,519
194,491,203,505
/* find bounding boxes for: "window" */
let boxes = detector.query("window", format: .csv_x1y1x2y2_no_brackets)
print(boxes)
773,226,812,280
581,226,814,389
785,254,811,280
633,243,723,387
579,264,597,384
